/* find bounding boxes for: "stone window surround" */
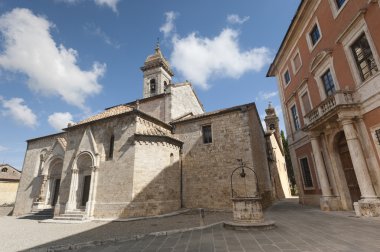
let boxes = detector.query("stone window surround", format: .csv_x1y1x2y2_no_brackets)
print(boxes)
201,124,213,144
298,155,315,190
313,56,340,101
288,99,300,132
328,0,349,19
298,83,313,116
1,167,7,172
306,18,322,52
282,66,291,87
291,48,303,75
340,17,380,87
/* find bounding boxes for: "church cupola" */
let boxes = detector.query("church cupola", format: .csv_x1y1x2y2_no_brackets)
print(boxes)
140,42,174,98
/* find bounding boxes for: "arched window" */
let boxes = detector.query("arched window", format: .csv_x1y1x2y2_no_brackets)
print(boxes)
109,135,115,159
1,167,8,172
164,81,168,92
170,153,174,165
269,124,275,130
150,79,156,94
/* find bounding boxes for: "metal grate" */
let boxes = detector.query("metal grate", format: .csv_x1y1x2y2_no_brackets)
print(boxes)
351,33,378,81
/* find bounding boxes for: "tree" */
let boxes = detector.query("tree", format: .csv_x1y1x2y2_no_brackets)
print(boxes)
281,130,297,195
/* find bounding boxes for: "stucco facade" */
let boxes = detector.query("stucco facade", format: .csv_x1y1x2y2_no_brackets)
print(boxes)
14,46,289,220
268,0,380,216
0,164,21,205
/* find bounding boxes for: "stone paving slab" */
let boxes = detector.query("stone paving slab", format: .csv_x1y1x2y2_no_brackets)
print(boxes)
3,199,380,251
65,200,380,252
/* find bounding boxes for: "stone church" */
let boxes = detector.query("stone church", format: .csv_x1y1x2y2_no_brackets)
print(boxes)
13,46,289,220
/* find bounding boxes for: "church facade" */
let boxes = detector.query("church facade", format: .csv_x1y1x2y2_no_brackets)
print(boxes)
14,46,289,220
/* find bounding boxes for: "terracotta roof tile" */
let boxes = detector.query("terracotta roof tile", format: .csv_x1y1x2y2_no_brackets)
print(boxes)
71,105,133,127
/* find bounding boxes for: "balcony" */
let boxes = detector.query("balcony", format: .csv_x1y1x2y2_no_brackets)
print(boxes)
303,91,358,129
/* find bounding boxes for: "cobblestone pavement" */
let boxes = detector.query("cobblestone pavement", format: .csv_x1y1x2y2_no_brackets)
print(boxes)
72,200,380,252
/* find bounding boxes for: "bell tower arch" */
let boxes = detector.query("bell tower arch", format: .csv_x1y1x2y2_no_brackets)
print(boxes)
140,42,174,98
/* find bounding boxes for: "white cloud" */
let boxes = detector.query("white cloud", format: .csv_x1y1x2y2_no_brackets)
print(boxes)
84,23,120,49
0,8,105,110
227,14,250,25
48,112,74,131
0,145,8,152
160,11,177,38
94,0,120,13
258,91,278,100
0,97,38,128
57,0,120,13
170,28,272,88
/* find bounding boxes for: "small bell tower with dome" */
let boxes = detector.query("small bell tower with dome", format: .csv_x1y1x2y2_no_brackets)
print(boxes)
264,102,281,145
140,41,174,98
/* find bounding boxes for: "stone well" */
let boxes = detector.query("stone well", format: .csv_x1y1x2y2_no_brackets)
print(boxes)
224,159,275,230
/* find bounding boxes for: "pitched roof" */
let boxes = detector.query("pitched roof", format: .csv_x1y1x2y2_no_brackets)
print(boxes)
171,102,256,124
69,105,134,128
0,164,21,181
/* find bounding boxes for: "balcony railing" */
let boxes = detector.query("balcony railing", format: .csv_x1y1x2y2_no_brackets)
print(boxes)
304,90,356,127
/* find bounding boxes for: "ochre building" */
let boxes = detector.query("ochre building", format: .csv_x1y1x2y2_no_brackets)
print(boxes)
0,164,21,206
14,46,290,220
267,0,380,216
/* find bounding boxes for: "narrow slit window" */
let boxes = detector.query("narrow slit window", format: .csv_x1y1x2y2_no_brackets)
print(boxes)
109,135,114,159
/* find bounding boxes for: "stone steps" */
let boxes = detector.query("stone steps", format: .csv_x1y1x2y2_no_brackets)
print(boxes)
30,208,54,216
54,210,86,221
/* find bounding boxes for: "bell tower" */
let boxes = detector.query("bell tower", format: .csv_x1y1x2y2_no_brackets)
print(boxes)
140,42,174,98
264,102,281,144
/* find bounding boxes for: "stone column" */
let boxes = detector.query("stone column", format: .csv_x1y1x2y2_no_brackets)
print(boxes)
86,166,98,218
310,133,342,210
37,175,48,202
66,169,79,211
341,118,377,199
310,134,332,197
320,135,339,196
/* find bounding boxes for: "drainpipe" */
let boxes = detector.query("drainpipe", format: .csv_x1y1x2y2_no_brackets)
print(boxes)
180,148,184,208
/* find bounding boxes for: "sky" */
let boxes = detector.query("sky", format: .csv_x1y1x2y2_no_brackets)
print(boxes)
0,0,300,169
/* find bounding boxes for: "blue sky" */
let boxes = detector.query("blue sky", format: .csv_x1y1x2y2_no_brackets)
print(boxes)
0,0,299,169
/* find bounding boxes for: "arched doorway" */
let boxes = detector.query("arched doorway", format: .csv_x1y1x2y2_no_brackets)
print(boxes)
47,158,63,207
76,153,93,209
337,132,361,203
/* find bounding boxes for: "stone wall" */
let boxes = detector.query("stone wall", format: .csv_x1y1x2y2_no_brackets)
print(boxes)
13,133,65,216
0,182,19,205
174,106,268,210
138,95,169,122
170,84,204,120
247,107,273,208
127,139,181,217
